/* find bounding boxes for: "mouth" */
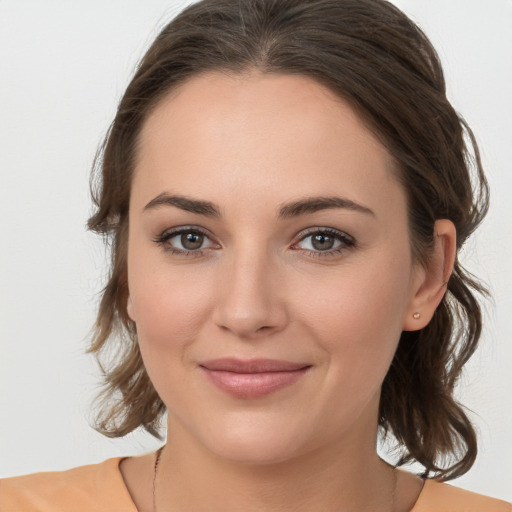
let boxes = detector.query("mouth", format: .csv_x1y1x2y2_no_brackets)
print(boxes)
199,358,312,399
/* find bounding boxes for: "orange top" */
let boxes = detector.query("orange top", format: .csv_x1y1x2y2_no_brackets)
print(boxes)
1,457,510,512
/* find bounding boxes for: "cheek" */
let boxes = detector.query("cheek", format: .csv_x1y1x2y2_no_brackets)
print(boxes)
294,253,412,386
127,257,219,411
130,267,213,347
126,233,218,363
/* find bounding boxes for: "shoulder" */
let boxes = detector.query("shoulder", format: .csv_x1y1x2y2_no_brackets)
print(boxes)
0,457,137,512
412,479,512,512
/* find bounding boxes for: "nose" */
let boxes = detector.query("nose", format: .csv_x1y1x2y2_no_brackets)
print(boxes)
213,247,288,339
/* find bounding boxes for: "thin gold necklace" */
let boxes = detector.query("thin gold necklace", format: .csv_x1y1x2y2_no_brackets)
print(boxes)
152,446,398,512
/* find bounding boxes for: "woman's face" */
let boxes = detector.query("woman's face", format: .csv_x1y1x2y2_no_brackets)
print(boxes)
127,71,425,463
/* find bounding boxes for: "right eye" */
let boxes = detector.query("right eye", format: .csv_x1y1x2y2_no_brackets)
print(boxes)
154,227,219,255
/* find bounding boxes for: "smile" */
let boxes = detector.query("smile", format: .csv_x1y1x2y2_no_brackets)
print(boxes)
199,358,312,399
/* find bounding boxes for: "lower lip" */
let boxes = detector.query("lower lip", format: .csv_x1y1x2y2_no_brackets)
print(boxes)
200,367,311,399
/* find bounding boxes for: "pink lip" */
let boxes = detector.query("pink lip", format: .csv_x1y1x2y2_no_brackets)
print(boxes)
199,358,312,399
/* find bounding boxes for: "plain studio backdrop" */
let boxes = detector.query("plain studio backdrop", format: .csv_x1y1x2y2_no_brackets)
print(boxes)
0,0,511,501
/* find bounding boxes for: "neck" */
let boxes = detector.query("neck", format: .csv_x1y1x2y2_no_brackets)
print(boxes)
154,418,396,512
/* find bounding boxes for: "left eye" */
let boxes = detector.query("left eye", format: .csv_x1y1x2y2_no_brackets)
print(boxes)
294,230,354,252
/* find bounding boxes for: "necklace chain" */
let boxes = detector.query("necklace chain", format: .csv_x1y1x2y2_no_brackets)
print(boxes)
152,446,397,512
153,446,164,512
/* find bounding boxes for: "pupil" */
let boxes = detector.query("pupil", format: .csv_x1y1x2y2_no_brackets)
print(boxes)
312,234,334,250
181,232,203,250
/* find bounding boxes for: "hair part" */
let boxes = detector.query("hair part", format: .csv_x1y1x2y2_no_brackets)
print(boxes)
88,0,489,480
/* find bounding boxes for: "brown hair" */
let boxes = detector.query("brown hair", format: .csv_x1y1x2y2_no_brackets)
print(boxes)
88,0,489,480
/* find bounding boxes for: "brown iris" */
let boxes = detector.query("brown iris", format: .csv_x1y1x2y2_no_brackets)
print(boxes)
311,233,335,251
181,232,204,250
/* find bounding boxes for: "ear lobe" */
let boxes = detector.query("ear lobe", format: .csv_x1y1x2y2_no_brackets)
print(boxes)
402,219,456,331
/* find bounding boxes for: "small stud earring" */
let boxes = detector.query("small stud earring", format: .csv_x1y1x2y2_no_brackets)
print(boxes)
413,312,421,319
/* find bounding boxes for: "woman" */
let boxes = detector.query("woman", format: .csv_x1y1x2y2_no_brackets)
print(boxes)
1,0,510,510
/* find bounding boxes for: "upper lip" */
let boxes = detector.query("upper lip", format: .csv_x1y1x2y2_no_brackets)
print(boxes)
199,358,311,373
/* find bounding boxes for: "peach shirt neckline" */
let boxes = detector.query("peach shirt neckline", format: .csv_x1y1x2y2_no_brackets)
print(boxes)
114,457,430,511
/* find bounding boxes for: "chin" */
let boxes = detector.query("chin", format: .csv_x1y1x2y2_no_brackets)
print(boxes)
193,413,319,466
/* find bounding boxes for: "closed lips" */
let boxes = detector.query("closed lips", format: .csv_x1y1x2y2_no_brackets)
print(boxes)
199,358,312,399
198,358,311,373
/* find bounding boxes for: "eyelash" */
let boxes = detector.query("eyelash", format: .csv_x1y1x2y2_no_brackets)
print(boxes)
292,227,356,258
153,227,218,258
153,226,356,258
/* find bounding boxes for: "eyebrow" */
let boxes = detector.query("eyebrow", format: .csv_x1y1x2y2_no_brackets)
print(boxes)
143,193,375,218
278,196,375,218
144,193,220,217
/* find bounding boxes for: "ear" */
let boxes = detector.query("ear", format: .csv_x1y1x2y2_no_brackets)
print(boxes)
127,294,136,322
402,219,456,331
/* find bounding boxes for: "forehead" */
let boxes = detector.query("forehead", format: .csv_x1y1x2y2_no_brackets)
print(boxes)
132,71,404,219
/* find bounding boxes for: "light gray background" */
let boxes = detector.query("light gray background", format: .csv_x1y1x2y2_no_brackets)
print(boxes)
1,0,511,501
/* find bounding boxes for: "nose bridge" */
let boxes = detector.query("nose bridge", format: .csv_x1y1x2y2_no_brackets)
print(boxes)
214,237,286,337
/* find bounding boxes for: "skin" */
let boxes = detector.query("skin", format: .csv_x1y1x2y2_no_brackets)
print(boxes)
120,71,456,512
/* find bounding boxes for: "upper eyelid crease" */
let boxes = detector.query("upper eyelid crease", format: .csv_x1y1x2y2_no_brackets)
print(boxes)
142,193,374,219
298,227,353,239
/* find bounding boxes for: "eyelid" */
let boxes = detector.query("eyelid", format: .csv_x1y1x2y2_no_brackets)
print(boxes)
295,226,354,242
153,225,220,254
291,227,356,254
